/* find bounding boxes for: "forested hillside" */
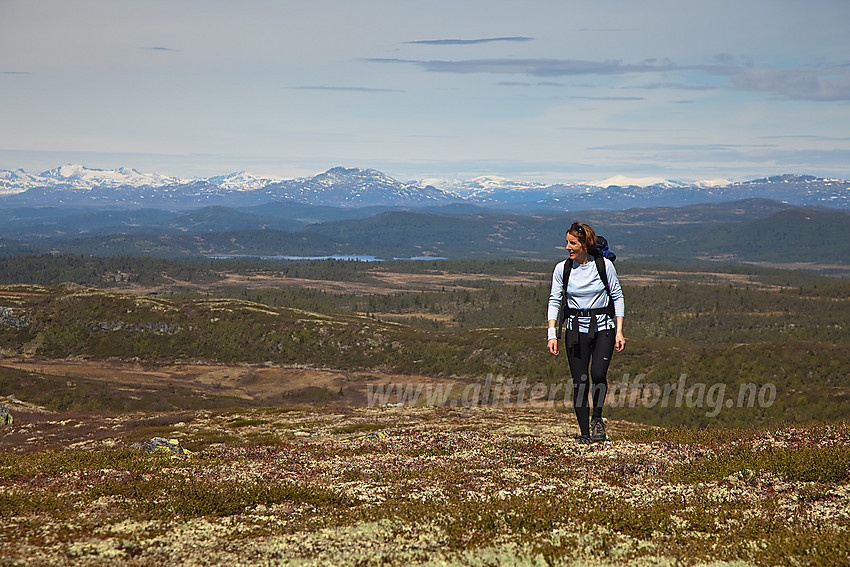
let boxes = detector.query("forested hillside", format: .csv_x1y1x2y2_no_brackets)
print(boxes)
2,200,847,274
0,257,846,428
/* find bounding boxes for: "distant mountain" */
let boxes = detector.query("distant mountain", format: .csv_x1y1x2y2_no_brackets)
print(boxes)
0,165,847,211
260,167,453,207
587,174,688,188
204,172,285,191
0,166,460,209
0,165,182,193
514,175,850,213
419,175,566,203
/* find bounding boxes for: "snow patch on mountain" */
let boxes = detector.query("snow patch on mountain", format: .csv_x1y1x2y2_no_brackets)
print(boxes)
420,175,547,199
42,164,185,187
206,172,284,191
588,175,686,188
0,164,185,193
586,175,735,189
694,178,733,188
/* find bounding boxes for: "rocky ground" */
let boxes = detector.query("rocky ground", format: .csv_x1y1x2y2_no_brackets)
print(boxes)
0,397,848,566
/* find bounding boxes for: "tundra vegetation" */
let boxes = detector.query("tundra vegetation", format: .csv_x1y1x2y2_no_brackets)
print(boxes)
0,255,847,566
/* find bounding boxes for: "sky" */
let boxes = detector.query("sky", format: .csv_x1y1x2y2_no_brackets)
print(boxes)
1,0,849,184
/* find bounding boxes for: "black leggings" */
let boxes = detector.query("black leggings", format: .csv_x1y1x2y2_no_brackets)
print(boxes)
566,329,615,436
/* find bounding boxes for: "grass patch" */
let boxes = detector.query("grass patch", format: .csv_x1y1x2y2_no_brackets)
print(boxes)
0,448,214,479
668,444,850,483
242,431,284,445
0,490,79,517
226,418,270,428
91,477,356,519
623,426,761,445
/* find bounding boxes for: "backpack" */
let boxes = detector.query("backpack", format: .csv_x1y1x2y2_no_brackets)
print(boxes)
555,235,616,343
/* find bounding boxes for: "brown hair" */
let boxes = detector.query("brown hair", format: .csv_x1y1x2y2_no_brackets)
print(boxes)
567,222,598,254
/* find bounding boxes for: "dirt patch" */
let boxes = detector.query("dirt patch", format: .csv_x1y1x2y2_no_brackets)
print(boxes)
0,358,462,410
618,270,792,290
367,312,457,324
114,268,551,297
370,270,546,291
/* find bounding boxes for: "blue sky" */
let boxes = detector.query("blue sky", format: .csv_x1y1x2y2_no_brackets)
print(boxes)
1,0,849,183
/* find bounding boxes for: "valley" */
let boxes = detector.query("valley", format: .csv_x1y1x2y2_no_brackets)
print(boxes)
0,168,847,566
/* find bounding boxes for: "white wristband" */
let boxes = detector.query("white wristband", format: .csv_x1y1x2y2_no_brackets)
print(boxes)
547,327,557,341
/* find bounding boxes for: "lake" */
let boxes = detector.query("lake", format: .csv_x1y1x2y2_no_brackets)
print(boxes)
205,254,448,262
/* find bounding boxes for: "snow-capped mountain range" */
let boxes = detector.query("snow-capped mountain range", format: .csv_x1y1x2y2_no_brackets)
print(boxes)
0,165,728,196
0,165,287,195
0,165,847,210
0,165,183,191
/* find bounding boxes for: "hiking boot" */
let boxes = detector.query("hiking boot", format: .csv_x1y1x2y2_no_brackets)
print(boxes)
590,418,607,443
577,435,592,445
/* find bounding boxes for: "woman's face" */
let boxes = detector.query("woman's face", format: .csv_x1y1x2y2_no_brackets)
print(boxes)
566,232,585,259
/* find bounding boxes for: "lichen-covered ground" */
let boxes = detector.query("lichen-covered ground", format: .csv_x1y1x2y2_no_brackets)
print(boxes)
1,398,848,566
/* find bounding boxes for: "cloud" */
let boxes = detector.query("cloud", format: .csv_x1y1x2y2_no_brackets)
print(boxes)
601,146,850,173
633,82,717,91
587,143,775,151
369,57,850,101
561,127,674,133
1,71,31,75
291,86,404,93
368,57,677,77
368,56,640,77
571,96,645,101
144,47,179,52
498,81,564,87
406,37,534,45
759,135,850,142
723,67,850,101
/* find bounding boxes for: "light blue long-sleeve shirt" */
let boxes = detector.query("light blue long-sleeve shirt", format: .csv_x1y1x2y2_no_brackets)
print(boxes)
547,258,625,333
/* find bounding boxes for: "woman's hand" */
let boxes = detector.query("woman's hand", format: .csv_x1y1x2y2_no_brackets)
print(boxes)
615,331,626,352
614,316,625,352
547,338,559,356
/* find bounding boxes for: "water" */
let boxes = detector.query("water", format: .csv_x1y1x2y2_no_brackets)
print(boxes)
206,254,448,262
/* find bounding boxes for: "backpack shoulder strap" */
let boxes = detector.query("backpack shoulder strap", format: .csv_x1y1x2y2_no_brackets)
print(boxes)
594,256,615,315
555,259,572,339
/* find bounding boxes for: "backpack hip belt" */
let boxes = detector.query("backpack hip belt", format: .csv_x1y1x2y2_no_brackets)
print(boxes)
561,305,615,347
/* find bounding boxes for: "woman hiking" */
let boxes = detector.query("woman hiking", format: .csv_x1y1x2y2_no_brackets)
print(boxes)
547,222,625,444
